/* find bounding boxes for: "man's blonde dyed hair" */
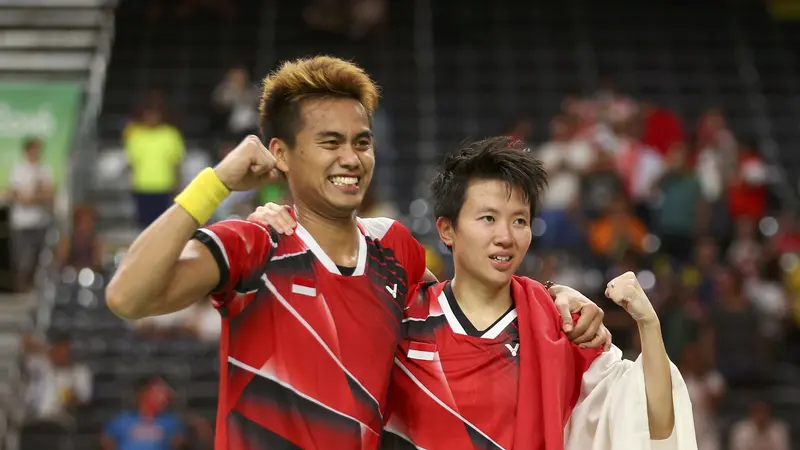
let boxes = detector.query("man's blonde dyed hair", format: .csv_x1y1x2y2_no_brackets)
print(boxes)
259,56,380,146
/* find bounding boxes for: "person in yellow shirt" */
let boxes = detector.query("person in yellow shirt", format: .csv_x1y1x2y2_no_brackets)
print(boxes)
124,104,185,227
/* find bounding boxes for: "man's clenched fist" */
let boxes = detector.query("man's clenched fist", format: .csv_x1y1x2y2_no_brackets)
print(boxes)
605,271,658,325
214,135,279,191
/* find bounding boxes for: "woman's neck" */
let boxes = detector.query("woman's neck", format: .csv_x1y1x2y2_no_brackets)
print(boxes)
451,274,513,330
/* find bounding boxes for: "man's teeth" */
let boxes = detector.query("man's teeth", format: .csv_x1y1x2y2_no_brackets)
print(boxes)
329,176,359,186
491,256,511,262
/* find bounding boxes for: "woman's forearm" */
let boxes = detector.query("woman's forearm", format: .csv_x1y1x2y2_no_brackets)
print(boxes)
638,320,675,440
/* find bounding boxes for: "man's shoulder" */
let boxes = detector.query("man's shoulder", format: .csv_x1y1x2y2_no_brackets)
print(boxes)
358,216,398,240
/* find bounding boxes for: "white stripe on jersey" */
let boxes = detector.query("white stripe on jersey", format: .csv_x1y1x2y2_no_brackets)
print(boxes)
291,284,316,297
224,219,278,248
435,290,467,335
270,249,309,261
357,216,395,240
407,349,436,361
228,357,380,436
481,309,518,339
393,357,507,450
261,274,382,414
196,228,230,268
401,311,444,323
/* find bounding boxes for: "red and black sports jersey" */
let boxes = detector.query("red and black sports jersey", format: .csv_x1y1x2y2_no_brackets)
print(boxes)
381,281,521,450
194,217,426,450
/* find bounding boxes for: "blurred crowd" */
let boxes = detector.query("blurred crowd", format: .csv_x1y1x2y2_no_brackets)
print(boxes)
8,72,800,449
3,8,798,444
502,83,797,450
10,73,800,449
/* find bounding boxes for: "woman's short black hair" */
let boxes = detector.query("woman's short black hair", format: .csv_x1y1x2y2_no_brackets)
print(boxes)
430,136,547,226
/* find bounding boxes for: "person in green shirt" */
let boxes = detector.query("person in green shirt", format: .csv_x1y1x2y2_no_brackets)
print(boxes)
124,103,185,228
655,142,706,262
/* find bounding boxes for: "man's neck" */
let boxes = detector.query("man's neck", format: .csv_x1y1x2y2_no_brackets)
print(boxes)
451,275,512,331
295,201,360,267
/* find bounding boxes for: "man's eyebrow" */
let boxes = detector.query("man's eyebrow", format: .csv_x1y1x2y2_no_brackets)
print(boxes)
314,131,346,140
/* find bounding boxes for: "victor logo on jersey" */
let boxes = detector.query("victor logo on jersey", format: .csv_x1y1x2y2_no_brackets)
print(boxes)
505,342,519,357
385,283,398,299
407,341,437,361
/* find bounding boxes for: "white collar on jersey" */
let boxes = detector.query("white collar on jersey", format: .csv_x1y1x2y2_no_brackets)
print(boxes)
435,286,518,339
291,209,368,276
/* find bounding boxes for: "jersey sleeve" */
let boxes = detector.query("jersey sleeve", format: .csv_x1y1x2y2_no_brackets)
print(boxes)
194,219,277,307
380,220,427,287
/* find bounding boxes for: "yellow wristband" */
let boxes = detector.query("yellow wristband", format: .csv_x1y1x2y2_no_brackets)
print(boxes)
175,168,230,224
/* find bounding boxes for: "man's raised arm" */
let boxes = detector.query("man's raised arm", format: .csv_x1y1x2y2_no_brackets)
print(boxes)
106,136,278,320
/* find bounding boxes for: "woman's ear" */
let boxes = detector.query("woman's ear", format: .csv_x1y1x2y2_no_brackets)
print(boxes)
436,216,455,249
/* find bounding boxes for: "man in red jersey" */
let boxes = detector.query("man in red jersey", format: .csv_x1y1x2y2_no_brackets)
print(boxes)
250,138,696,449
107,56,434,450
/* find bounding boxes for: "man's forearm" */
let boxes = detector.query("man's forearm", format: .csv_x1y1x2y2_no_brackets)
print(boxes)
638,320,675,440
106,205,198,319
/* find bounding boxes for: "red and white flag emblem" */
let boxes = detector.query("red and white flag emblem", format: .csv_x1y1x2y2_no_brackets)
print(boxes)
407,341,437,361
291,277,316,297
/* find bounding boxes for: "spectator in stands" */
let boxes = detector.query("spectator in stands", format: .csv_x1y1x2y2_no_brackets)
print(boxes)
695,109,737,238
744,254,789,343
729,400,791,450
728,141,768,223
212,66,260,139
727,217,763,274
587,195,649,266
578,148,625,221
536,115,594,250
679,343,725,450
610,116,664,225
21,333,92,431
101,376,186,450
640,102,686,159
708,267,766,387
654,141,706,262
53,204,103,271
679,237,722,310
658,279,703,362
124,99,186,228
696,109,738,182
9,137,54,292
